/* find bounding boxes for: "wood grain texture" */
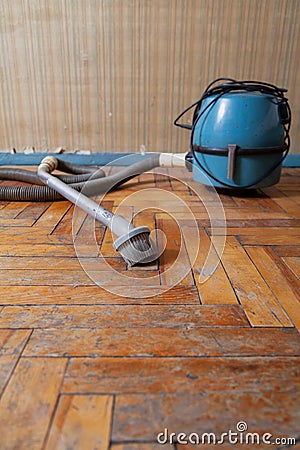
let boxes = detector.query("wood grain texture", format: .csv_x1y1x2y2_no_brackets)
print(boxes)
213,227,300,236
0,305,249,329
15,201,51,221
0,243,97,257
182,227,238,305
23,328,300,358
0,256,126,271
245,246,300,329
0,202,31,218
283,256,300,279
0,218,37,227
112,392,300,441
239,234,300,246
157,216,195,287
33,201,72,229
0,357,67,450
45,394,113,450
274,246,300,259
0,285,200,305
262,187,300,218
0,0,299,154
0,329,31,395
213,236,293,327
62,356,300,395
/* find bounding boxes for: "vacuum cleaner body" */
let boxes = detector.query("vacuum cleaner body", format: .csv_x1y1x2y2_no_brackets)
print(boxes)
175,79,291,190
192,92,285,188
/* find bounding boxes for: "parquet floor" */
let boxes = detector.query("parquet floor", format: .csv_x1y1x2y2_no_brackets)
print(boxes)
0,166,299,450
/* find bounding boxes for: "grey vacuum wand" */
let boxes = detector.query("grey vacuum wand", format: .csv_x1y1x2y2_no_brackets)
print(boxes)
37,156,158,266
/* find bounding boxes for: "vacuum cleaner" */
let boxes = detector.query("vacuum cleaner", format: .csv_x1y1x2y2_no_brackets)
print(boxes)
0,78,291,265
174,78,291,189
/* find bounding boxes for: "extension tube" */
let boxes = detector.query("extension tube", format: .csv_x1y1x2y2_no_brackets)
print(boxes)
37,156,159,265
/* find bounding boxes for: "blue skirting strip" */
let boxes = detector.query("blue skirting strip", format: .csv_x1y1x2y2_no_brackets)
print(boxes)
0,152,299,167
283,154,300,167
0,152,154,166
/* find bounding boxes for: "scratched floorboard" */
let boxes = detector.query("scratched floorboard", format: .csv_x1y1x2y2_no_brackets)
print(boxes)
0,167,299,449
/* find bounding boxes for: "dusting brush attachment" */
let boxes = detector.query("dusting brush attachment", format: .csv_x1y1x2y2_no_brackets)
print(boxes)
113,226,158,266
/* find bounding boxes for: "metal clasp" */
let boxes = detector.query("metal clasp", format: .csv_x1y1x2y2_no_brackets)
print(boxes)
227,144,238,180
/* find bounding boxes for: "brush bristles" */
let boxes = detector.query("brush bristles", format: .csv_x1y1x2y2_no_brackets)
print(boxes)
128,232,152,251
117,232,158,266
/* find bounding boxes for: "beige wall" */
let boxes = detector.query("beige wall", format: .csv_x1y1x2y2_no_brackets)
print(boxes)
0,0,299,153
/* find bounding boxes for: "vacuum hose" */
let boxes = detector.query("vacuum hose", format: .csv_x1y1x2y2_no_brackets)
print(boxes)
37,156,159,265
0,155,160,201
0,153,185,201
0,160,105,201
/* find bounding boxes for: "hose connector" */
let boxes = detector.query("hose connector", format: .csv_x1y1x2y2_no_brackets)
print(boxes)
159,152,188,168
40,156,58,173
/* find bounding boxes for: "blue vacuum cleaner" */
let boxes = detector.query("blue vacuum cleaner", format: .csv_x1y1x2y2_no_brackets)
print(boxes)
174,78,291,189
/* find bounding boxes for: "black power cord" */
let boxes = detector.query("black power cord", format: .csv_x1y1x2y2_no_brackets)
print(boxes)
174,78,291,189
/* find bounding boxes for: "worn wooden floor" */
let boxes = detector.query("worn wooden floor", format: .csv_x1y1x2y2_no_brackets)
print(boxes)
0,167,299,450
